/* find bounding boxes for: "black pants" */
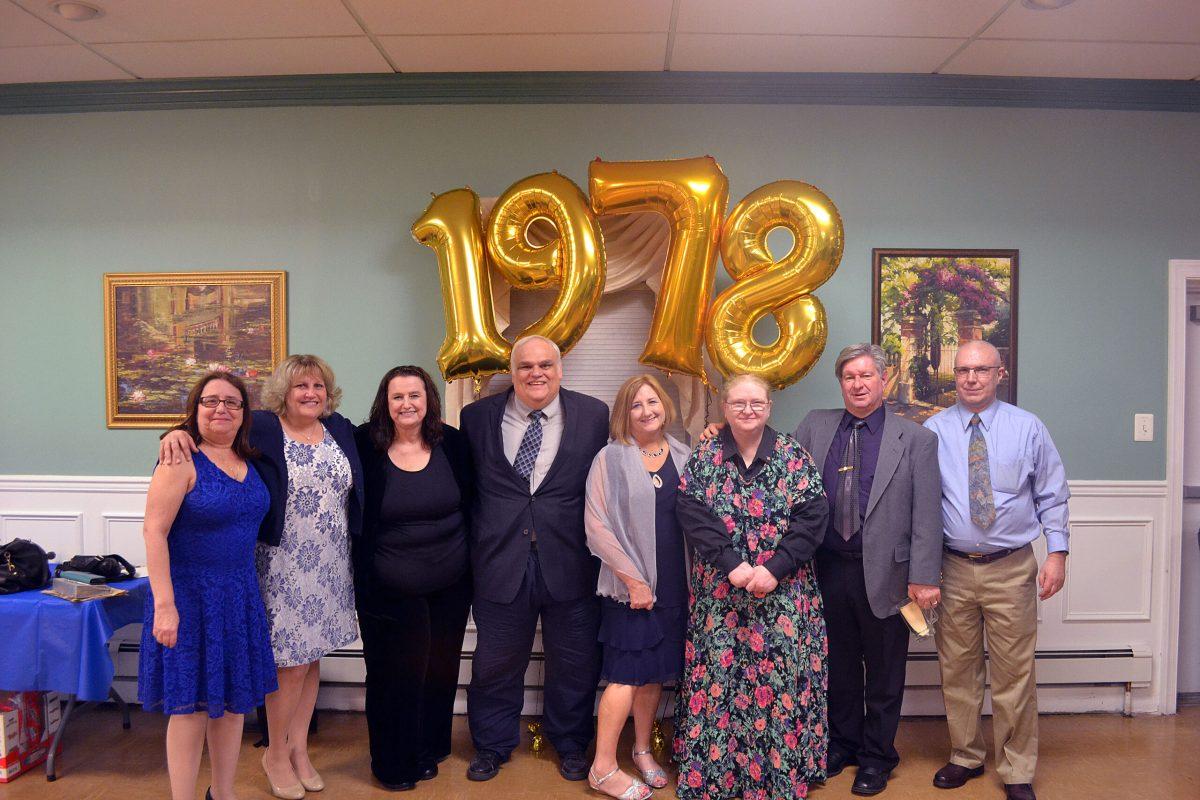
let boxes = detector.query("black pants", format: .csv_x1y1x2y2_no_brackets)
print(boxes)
817,551,910,772
467,547,600,759
359,571,472,785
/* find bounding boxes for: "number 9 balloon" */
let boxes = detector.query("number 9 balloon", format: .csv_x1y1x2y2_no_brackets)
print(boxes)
706,181,844,389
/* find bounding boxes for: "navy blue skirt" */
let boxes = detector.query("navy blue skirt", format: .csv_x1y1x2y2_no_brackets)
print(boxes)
598,599,686,686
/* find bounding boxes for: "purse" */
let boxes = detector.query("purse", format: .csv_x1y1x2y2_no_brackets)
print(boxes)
54,553,137,583
0,538,55,594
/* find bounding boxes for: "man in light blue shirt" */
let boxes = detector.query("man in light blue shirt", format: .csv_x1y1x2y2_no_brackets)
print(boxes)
922,340,1068,800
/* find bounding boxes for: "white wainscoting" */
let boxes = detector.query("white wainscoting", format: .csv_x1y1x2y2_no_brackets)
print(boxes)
0,475,1173,715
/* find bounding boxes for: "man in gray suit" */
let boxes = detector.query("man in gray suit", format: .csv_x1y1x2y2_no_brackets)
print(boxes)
792,343,943,796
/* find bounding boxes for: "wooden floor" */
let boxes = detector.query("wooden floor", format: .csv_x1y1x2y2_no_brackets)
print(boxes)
1,707,1197,799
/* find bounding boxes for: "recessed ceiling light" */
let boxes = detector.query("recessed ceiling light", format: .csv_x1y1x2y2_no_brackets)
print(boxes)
50,1,104,21
1021,0,1077,9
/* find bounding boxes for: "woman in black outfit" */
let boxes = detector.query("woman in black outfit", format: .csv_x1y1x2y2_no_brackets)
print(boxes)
353,365,473,792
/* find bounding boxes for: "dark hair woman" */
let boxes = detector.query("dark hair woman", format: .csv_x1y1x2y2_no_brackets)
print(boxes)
139,371,276,800
353,365,474,791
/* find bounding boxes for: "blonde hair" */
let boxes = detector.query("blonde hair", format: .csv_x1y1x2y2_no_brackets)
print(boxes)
610,374,677,445
260,354,342,418
720,373,772,403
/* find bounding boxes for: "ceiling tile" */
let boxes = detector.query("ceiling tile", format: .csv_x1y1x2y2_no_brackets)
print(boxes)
350,0,673,35
13,0,364,43
984,0,1200,44
677,0,1006,38
944,39,1200,79
672,33,964,72
0,44,131,83
0,3,73,47
379,32,668,71
94,37,392,79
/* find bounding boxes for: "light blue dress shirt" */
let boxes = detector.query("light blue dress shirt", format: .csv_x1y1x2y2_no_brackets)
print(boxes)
923,400,1070,554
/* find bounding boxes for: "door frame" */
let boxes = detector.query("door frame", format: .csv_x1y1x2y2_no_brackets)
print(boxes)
1164,259,1200,713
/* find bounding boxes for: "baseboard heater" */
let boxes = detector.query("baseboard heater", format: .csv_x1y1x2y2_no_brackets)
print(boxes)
113,644,1153,717
904,648,1152,716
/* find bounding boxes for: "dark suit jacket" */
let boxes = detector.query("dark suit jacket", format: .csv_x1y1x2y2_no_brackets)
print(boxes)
249,409,365,547
351,422,474,605
459,387,610,604
793,408,942,618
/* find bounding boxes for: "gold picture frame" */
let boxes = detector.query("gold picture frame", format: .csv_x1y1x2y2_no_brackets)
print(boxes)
103,271,287,428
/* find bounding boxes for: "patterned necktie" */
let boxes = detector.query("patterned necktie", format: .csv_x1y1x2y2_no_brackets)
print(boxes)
835,419,867,541
968,414,996,530
513,410,546,486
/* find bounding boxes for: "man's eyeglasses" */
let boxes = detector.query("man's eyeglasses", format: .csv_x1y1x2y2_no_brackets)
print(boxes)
952,366,1000,379
725,400,770,413
199,396,244,410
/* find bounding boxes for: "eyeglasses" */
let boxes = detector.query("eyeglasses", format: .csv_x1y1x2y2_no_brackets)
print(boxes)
953,366,1001,379
725,400,770,413
199,396,244,410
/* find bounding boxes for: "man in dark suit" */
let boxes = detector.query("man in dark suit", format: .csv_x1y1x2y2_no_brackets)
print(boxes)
792,343,942,796
459,335,610,784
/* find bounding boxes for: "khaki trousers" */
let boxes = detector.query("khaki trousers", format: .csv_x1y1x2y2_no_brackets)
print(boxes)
935,545,1039,784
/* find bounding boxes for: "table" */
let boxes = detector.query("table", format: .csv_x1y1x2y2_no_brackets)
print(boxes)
0,574,149,780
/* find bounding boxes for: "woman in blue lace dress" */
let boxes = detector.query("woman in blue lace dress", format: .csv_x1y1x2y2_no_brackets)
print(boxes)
161,355,364,798
140,372,277,800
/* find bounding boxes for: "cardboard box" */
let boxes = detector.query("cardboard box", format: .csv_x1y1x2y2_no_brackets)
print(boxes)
0,691,62,782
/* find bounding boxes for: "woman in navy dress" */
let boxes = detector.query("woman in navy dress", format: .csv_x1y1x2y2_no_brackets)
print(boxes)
584,375,691,800
140,371,277,800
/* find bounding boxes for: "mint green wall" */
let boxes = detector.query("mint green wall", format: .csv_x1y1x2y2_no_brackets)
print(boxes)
1,104,1195,478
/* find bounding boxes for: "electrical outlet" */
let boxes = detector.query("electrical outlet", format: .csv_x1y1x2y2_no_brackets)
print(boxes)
1134,413,1154,442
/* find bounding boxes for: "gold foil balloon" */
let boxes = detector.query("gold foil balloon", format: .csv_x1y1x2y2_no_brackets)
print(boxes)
412,188,512,382
589,156,728,381
486,172,605,356
706,181,844,389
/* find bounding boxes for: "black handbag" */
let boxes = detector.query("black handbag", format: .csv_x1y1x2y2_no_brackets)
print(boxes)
0,538,55,594
54,553,137,583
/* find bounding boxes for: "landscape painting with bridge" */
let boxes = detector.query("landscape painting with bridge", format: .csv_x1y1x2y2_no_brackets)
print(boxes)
103,271,287,428
872,249,1017,424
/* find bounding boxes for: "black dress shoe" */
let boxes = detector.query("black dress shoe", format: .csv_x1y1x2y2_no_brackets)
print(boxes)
851,767,890,796
933,762,985,789
1004,783,1036,800
379,779,416,792
206,789,214,800
467,751,503,782
825,750,857,779
418,762,438,781
558,751,590,781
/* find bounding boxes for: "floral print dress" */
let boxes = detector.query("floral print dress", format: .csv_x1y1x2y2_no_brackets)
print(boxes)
674,431,829,800
255,428,358,667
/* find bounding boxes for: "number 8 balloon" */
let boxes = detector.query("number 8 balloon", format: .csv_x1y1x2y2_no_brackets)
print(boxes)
706,181,844,389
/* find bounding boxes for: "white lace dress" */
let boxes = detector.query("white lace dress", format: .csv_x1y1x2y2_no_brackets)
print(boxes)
255,428,358,667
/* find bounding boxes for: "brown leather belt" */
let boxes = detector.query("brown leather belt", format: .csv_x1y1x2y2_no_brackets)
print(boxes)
943,545,1019,565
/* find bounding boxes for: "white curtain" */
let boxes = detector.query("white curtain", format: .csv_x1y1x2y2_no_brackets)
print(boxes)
445,201,708,439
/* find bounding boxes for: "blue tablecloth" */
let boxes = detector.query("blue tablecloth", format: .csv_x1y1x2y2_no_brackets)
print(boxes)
0,575,149,702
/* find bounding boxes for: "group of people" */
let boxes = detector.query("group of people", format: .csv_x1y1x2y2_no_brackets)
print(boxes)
137,332,1069,800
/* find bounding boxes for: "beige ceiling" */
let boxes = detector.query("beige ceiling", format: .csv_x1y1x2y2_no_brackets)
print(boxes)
1,0,1198,85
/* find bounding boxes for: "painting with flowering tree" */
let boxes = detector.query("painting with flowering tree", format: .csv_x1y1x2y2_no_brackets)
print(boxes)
103,271,287,428
871,249,1016,424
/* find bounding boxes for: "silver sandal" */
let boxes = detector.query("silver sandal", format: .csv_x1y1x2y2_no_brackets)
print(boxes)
631,749,669,789
588,766,653,800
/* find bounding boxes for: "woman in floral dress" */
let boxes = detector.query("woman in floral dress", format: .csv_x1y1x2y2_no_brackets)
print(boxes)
674,374,830,800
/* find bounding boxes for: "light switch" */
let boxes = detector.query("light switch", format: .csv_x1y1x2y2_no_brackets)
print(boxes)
1134,413,1154,442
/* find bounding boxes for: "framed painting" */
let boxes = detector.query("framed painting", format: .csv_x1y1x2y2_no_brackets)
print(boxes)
872,249,1017,424
103,271,287,428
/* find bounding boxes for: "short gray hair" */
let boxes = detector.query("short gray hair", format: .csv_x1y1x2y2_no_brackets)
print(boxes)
720,373,772,403
834,343,887,379
510,335,562,370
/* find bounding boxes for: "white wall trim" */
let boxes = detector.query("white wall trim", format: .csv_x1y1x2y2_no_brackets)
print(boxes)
1061,517,1154,622
1165,259,1200,714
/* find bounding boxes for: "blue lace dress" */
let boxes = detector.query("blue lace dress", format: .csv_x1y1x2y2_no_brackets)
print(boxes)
138,451,278,717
